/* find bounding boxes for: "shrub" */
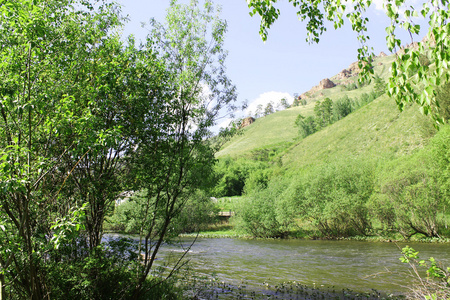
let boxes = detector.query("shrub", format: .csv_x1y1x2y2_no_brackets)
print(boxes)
400,246,450,299
106,190,218,235
171,190,219,234
236,176,296,238
45,238,181,300
300,159,375,237
370,151,446,238
212,157,269,197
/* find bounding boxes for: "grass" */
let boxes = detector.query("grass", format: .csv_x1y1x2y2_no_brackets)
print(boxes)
281,95,436,170
216,53,435,165
216,107,302,158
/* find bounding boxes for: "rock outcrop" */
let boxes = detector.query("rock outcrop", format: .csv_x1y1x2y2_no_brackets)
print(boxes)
240,117,255,128
336,61,363,80
318,78,336,89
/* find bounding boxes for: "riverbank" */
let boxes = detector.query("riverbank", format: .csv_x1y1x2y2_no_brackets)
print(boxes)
183,277,407,299
178,224,450,243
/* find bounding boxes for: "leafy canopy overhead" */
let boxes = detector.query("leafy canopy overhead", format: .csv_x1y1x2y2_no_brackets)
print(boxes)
247,0,450,126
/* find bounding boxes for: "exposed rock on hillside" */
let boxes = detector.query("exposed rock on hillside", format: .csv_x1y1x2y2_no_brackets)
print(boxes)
298,78,336,99
336,61,363,80
336,68,352,80
319,78,336,89
397,42,419,54
379,51,387,57
240,117,255,128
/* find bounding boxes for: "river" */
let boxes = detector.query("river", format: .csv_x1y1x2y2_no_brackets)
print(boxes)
108,235,450,296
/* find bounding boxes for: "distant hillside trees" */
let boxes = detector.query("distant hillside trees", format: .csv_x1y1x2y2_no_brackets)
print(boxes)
314,98,333,127
333,96,353,120
295,114,317,138
292,97,307,107
295,90,384,138
264,101,275,116
435,82,450,121
212,119,244,150
279,97,291,110
255,104,264,118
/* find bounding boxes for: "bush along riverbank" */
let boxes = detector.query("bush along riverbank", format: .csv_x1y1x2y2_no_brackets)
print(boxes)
177,223,450,243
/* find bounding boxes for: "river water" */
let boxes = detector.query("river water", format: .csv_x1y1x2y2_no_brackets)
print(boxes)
160,238,449,294
107,235,449,295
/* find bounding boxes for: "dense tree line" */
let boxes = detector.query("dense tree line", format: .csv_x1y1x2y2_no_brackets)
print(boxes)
0,0,236,299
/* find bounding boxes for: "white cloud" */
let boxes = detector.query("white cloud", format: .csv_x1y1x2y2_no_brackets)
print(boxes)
372,0,386,11
245,91,294,116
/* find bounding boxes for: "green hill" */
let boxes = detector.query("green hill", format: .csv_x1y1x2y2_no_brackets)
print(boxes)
216,54,436,167
210,52,449,243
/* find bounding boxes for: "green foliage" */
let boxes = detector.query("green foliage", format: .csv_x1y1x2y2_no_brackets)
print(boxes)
430,124,450,208
400,246,450,299
333,95,353,120
264,101,275,116
0,0,236,298
243,168,272,194
314,98,333,128
211,119,244,151
236,176,294,238
295,114,317,138
435,82,450,123
345,83,358,91
254,103,264,118
107,190,218,236
237,159,374,238
247,0,450,124
279,97,291,110
43,238,181,300
373,75,386,96
369,150,446,238
294,92,379,139
298,159,375,237
170,190,219,234
212,157,269,197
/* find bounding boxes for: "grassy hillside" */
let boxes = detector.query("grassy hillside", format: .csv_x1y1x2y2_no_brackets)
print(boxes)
209,52,450,246
281,95,436,169
216,54,436,166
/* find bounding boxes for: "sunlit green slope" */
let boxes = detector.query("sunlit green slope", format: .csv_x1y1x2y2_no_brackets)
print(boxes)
281,94,435,169
216,54,436,166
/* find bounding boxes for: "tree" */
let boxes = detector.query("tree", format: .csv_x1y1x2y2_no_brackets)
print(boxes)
0,0,134,298
255,103,264,118
314,98,333,128
373,75,386,96
127,0,237,297
264,101,275,116
279,97,291,110
333,96,353,120
247,0,450,125
0,0,236,298
295,113,317,138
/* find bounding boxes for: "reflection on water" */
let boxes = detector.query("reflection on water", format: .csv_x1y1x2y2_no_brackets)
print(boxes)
108,235,450,294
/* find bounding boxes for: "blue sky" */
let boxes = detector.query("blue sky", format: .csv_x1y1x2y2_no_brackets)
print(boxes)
116,0,426,129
